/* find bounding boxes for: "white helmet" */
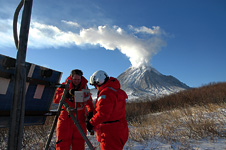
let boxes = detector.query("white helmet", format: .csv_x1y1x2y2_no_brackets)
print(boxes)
90,70,109,86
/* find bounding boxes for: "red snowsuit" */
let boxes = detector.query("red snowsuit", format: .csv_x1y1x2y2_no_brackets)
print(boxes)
54,76,94,150
90,77,129,150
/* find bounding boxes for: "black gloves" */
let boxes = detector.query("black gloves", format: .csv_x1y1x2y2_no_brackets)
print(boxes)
86,121,94,133
87,111,93,121
65,89,76,99
69,89,76,95
86,112,94,134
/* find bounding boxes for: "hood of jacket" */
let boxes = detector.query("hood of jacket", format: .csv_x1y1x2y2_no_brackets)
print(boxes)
98,77,121,92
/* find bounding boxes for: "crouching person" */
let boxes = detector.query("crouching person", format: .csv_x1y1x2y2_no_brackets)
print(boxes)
87,70,129,150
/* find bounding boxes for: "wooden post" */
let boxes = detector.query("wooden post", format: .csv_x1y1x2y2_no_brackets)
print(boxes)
8,0,33,149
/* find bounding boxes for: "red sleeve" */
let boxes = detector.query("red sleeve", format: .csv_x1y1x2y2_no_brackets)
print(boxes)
90,90,116,126
53,83,65,104
86,98,95,113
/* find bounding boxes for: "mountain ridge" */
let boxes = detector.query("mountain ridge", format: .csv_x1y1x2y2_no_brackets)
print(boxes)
117,66,190,100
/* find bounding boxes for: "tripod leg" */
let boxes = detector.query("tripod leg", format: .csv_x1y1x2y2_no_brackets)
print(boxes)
45,80,70,150
64,102,95,150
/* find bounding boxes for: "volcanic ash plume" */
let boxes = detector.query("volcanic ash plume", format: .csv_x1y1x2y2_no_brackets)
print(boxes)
79,25,167,68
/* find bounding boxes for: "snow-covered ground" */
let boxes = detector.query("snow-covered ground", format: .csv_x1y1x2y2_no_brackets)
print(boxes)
85,106,226,150
84,131,226,150
1,130,225,150
1,119,225,149
1,104,226,150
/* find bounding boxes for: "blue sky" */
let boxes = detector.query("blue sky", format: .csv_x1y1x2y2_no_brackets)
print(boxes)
0,0,225,89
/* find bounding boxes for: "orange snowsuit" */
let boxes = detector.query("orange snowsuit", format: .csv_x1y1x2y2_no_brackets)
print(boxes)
90,77,129,150
54,76,94,150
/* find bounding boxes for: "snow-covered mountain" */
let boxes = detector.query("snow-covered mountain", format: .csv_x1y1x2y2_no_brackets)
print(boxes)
90,66,190,101
117,66,190,100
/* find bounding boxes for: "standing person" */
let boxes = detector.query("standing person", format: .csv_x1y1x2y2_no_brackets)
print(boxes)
53,69,95,150
87,70,129,150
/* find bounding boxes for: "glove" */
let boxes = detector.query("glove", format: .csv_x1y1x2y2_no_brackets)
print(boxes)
86,111,93,121
86,121,94,133
69,89,76,95
65,89,76,99
65,91,71,99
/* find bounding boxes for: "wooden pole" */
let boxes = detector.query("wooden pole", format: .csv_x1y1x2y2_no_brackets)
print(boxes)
8,0,33,149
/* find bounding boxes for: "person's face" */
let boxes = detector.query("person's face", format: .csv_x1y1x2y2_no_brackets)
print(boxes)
72,74,81,86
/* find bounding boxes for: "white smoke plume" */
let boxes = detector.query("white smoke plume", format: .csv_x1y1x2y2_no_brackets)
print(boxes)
79,25,166,67
0,19,167,68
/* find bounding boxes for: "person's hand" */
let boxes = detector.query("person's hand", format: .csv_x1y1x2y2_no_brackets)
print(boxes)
69,89,76,96
65,90,71,98
65,89,75,99
86,111,93,121
86,121,94,133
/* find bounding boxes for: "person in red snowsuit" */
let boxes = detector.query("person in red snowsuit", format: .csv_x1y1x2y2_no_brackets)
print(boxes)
87,70,129,150
53,69,95,150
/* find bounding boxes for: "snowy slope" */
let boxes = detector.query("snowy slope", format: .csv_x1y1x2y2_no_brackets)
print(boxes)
117,66,190,100
90,66,190,101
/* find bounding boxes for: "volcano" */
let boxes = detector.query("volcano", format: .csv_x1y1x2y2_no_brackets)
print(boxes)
117,66,190,100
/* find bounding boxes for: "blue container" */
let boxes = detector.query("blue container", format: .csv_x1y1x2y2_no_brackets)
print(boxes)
0,54,62,127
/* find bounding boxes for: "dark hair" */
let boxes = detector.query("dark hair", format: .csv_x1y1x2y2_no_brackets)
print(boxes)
70,69,83,77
